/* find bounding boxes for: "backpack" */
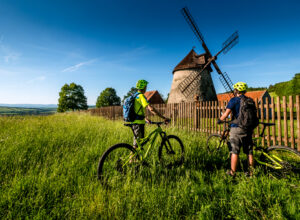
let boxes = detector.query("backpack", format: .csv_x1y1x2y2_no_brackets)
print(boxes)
232,96,259,131
123,92,144,122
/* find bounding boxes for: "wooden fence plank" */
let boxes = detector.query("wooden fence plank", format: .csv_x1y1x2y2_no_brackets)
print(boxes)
289,96,295,149
296,95,300,151
255,98,260,138
260,98,265,146
277,96,282,146
271,97,276,146
283,96,288,146
265,97,270,146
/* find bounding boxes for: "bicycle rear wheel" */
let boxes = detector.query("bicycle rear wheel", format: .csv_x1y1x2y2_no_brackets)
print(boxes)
158,135,184,168
206,134,228,153
266,146,300,177
97,143,139,185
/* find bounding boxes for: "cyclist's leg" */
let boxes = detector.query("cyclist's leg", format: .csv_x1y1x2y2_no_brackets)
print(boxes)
242,131,254,170
132,124,145,149
229,127,242,175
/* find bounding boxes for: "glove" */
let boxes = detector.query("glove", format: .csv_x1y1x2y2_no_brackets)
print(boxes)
217,119,223,124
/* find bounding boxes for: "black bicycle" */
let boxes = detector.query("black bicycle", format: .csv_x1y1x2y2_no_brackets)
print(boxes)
207,121,300,177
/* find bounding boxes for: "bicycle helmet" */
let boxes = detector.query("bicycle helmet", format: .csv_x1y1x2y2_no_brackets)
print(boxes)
136,79,148,90
233,82,248,92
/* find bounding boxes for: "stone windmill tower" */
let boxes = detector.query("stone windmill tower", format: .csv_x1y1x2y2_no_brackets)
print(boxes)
168,49,217,103
168,7,239,103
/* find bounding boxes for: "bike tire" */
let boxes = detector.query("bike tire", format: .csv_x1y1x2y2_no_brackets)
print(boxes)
97,143,139,184
158,135,184,168
266,145,300,176
206,134,228,153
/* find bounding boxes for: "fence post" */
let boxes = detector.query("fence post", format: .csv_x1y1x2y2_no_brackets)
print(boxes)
266,97,270,146
289,96,295,149
271,97,276,146
296,95,300,151
277,97,282,145
282,96,288,146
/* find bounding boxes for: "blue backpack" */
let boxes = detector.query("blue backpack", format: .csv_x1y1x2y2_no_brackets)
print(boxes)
123,92,144,122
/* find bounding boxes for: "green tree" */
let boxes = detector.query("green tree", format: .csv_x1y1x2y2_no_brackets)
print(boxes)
122,87,138,103
57,83,88,112
96,87,121,107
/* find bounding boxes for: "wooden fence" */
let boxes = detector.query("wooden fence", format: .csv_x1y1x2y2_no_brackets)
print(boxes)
85,95,300,151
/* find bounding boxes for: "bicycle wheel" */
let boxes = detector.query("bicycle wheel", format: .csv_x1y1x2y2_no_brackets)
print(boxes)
158,135,184,168
266,146,300,176
206,134,228,153
97,143,139,184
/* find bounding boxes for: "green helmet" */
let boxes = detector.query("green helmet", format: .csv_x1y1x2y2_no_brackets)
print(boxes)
136,79,148,90
233,82,248,92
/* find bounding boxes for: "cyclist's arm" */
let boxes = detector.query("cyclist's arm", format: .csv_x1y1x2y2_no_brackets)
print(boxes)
219,108,232,121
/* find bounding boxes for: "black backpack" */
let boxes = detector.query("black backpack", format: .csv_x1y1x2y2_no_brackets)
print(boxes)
232,96,259,131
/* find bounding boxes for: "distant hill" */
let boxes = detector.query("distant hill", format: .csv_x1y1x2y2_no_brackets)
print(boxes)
0,106,57,116
0,104,57,108
268,73,300,97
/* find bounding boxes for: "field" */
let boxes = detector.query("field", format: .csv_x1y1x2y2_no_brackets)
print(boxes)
0,114,299,219
0,106,56,115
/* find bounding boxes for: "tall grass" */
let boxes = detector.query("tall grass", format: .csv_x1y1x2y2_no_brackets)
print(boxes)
0,114,299,219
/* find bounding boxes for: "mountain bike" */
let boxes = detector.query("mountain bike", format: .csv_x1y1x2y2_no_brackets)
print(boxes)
97,121,185,184
207,121,300,177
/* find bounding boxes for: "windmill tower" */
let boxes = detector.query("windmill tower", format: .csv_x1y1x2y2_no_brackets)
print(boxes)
168,7,238,103
168,49,217,103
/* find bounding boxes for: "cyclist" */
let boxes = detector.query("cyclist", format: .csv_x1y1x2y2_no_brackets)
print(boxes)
132,79,170,148
218,82,253,177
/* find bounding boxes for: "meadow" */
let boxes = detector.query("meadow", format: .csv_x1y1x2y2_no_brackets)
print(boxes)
0,114,299,219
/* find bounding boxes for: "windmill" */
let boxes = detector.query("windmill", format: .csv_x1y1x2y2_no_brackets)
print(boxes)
178,7,238,99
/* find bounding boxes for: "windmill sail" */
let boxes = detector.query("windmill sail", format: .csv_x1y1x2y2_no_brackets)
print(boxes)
179,6,238,97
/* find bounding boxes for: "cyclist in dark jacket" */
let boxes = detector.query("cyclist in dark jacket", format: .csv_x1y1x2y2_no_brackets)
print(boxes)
218,82,253,177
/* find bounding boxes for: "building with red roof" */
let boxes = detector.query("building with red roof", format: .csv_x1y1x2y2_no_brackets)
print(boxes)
144,90,165,104
217,90,271,104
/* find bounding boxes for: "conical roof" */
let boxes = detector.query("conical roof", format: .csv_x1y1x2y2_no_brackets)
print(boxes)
173,49,212,73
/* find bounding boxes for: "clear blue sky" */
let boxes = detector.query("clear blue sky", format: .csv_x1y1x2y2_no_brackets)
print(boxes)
0,0,300,104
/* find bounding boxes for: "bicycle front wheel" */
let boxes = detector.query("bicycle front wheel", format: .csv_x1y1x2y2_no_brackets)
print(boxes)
266,146,300,176
206,134,228,153
158,135,184,168
97,143,139,185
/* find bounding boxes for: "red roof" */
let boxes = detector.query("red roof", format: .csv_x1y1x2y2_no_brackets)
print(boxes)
173,49,212,73
144,90,165,104
217,90,268,102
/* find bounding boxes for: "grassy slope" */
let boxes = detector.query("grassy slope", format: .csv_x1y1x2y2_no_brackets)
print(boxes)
0,114,299,219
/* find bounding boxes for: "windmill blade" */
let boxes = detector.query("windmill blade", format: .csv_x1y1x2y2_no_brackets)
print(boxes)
181,7,206,46
222,31,239,54
219,72,234,96
178,69,206,98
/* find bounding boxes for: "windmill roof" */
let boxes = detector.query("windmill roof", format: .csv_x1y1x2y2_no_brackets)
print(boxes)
173,49,211,73
217,90,268,102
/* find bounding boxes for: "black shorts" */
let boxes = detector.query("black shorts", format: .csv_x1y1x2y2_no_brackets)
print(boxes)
228,127,253,155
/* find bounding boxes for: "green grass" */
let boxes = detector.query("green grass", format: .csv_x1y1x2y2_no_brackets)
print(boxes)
0,114,299,219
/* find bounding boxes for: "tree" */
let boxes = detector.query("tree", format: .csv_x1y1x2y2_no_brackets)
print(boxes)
57,82,88,112
122,87,138,103
96,87,121,107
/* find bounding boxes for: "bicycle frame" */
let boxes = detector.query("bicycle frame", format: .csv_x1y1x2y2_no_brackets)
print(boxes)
121,124,168,167
219,122,286,170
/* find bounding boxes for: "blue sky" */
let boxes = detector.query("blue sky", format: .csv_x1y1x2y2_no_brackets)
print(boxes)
0,0,300,105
